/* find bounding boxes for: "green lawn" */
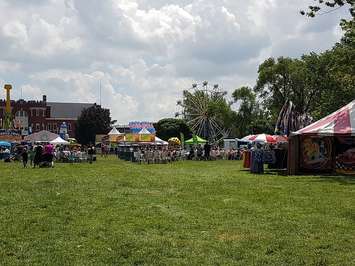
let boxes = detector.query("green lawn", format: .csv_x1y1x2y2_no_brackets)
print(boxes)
0,157,354,265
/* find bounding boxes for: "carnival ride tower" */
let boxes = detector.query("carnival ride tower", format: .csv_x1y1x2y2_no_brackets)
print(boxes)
3,84,12,130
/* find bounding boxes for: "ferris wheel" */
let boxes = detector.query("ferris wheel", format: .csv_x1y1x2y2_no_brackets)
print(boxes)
176,81,230,144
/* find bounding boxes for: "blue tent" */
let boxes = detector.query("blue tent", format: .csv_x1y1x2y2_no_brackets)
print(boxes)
0,141,11,148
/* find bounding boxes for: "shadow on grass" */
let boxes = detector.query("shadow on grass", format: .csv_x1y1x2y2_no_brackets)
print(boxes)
263,169,355,185
310,174,355,185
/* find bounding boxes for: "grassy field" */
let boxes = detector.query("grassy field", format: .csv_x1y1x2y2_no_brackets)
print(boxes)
0,157,354,265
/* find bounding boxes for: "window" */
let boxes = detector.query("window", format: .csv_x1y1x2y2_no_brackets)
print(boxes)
15,110,28,118
36,123,40,131
42,123,45,130
43,109,46,117
53,123,57,132
47,124,51,131
39,109,43,117
67,123,71,131
36,109,39,116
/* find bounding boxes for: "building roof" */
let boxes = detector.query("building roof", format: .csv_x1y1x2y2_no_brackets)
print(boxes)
47,102,94,119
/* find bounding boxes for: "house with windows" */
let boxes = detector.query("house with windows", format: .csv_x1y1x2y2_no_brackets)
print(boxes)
0,95,93,137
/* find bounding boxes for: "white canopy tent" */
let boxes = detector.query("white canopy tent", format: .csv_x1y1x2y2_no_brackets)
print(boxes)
108,127,124,136
138,128,152,135
50,137,70,145
154,136,168,145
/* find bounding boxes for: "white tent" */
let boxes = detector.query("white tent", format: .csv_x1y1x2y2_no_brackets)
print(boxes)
138,128,151,134
155,136,168,145
108,127,123,135
50,136,69,145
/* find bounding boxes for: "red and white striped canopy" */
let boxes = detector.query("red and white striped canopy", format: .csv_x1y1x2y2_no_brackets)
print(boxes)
240,134,288,144
295,100,355,136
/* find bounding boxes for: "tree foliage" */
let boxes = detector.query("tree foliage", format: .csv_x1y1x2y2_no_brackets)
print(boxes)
232,86,273,136
301,0,354,18
239,13,354,135
154,118,192,141
76,104,112,145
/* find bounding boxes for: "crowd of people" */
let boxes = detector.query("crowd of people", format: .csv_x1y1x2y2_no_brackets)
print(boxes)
19,144,54,168
117,143,243,164
1,143,98,168
2,140,287,171
187,144,241,161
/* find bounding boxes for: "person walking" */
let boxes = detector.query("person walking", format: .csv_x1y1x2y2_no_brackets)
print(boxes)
22,148,28,168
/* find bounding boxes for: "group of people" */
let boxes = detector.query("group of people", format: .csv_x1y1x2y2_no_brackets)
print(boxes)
56,144,96,164
19,144,54,168
117,143,244,164
131,147,184,164
3,143,98,168
187,144,241,161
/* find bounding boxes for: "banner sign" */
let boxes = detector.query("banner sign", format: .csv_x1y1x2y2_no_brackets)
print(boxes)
59,122,68,140
129,121,156,134
335,137,355,175
112,135,125,143
139,134,155,142
0,129,22,141
125,134,139,142
300,136,332,171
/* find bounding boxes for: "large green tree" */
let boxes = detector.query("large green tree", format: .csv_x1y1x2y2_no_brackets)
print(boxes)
154,118,192,141
232,86,273,136
254,50,354,125
76,104,112,145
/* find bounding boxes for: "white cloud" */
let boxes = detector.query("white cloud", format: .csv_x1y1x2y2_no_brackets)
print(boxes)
0,0,348,123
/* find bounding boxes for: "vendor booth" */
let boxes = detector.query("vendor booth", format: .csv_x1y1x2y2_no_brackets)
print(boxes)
108,127,124,142
288,100,355,175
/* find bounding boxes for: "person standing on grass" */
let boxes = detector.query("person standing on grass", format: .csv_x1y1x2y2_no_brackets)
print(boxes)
88,145,94,164
28,146,34,167
204,142,211,161
21,148,28,168
33,145,43,168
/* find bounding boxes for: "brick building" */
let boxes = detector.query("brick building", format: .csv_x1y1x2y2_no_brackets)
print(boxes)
0,95,93,138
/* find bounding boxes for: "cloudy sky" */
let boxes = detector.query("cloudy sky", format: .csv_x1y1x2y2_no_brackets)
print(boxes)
0,0,349,123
